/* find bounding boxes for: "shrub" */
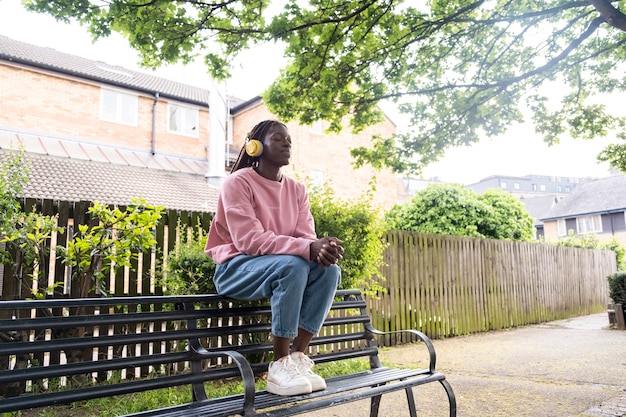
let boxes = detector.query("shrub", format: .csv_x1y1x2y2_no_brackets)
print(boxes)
555,232,626,271
161,228,216,295
385,183,534,241
608,271,626,305
308,182,387,294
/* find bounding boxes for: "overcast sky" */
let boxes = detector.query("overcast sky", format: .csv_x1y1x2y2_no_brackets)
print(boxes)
0,0,618,185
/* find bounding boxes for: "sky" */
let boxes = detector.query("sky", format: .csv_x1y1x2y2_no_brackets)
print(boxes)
0,0,618,185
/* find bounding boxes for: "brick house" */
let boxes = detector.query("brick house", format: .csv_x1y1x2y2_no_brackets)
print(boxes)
0,35,400,213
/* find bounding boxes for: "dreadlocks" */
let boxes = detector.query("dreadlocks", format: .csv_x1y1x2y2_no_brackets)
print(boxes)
230,120,287,174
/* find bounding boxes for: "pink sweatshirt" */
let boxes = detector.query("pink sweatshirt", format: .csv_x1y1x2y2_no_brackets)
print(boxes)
205,167,317,264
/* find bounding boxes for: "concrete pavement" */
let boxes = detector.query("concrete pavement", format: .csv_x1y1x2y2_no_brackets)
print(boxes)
304,312,625,417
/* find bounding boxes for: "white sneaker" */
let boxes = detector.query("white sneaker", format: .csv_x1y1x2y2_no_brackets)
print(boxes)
267,355,312,396
290,352,327,392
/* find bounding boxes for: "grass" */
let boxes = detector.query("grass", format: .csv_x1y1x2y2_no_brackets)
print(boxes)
5,359,371,417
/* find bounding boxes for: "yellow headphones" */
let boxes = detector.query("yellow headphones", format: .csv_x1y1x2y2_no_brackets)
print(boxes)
245,138,263,157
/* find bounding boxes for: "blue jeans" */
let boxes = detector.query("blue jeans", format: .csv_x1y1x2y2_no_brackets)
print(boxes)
213,254,341,338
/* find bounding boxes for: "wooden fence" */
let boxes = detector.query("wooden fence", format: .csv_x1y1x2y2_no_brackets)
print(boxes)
0,199,212,305
369,230,617,344
1,200,618,344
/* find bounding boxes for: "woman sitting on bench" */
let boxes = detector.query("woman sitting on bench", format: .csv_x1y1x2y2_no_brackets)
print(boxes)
205,119,344,396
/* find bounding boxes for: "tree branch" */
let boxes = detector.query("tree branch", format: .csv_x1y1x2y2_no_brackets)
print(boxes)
588,0,626,30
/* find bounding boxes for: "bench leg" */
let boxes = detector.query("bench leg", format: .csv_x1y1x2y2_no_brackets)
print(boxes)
440,379,457,417
404,387,418,417
369,394,382,417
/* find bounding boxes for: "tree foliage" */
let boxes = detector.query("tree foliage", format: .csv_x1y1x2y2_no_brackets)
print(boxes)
386,183,535,241
24,0,626,174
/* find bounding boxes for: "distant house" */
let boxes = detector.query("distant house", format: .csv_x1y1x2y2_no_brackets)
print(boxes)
465,174,601,240
540,174,626,245
519,195,559,240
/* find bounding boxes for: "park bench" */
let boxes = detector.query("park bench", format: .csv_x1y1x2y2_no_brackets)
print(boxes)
0,289,456,417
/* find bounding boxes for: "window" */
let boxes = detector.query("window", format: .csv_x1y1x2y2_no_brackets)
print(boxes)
532,184,537,191
540,184,546,191
576,215,602,234
565,186,571,192
168,104,199,137
310,120,324,135
309,170,325,189
500,182,507,189
557,186,562,192
100,88,137,125
557,219,567,236
514,183,520,190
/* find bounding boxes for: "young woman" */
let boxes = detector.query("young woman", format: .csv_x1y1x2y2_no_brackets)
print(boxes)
204,120,343,396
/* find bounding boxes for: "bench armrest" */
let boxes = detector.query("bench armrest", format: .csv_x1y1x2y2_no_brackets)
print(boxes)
189,340,256,416
365,323,439,373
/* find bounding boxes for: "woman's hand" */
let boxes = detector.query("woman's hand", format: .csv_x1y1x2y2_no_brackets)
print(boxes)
310,237,344,266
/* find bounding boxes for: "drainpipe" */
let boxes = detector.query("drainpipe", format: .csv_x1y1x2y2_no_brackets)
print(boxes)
206,80,227,187
151,92,159,155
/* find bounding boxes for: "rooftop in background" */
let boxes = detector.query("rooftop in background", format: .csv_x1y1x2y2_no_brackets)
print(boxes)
0,129,219,213
541,174,626,221
0,35,245,108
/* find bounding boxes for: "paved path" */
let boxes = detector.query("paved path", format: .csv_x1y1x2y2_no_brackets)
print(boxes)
304,312,626,417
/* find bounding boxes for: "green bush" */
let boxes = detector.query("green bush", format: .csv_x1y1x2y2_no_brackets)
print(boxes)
554,232,626,271
608,271,626,305
308,183,387,294
385,183,534,241
161,228,216,295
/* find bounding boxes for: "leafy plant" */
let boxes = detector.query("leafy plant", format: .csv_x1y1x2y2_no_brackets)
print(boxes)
554,231,626,272
160,224,216,295
56,199,164,299
608,272,626,305
0,151,63,299
24,1,626,173
308,182,387,294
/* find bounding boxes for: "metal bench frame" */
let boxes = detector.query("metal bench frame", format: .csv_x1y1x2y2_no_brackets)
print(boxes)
0,289,456,416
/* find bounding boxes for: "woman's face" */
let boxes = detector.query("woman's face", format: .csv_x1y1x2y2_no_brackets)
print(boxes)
260,123,292,168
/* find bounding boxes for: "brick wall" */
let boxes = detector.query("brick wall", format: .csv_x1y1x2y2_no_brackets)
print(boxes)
0,63,208,159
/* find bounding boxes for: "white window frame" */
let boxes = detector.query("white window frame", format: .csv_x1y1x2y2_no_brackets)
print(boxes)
168,103,199,137
500,181,507,189
100,88,138,126
576,215,602,234
310,120,324,135
309,170,325,189
557,219,567,237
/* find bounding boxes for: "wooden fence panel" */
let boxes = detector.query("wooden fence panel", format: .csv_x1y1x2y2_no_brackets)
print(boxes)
369,231,616,344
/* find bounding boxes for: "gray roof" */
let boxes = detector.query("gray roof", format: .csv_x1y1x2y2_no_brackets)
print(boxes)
541,174,626,220
0,129,218,213
0,35,210,106
520,195,559,227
